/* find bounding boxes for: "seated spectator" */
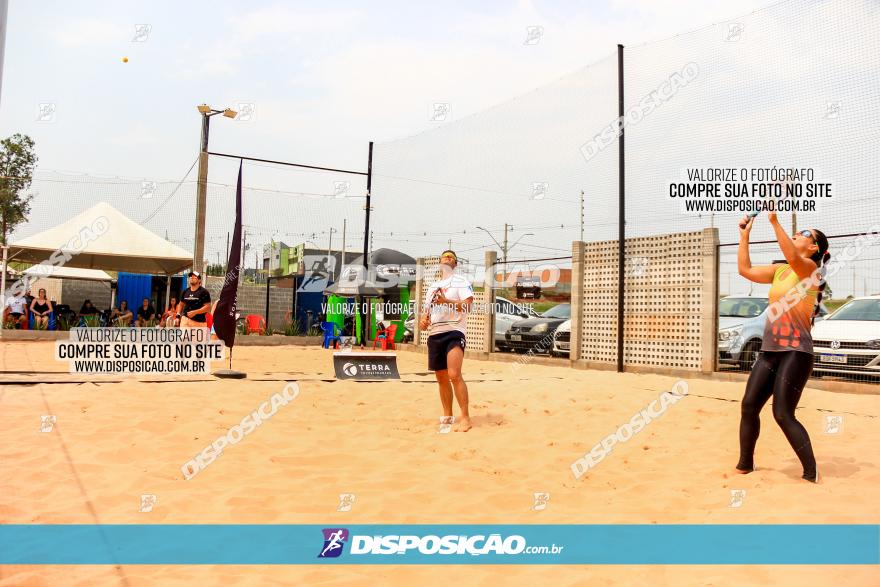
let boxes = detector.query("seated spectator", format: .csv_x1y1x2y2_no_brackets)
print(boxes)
4,294,29,329
30,288,54,329
79,300,100,315
110,300,133,326
136,298,156,327
158,297,178,328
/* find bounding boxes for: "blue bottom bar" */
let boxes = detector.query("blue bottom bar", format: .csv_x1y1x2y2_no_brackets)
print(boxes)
0,525,877,565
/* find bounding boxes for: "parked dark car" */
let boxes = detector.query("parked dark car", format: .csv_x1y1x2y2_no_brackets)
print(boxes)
504,303,571,353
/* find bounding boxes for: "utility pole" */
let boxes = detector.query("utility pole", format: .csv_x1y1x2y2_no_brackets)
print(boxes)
327,227,336,280
225,232,230,269
195,129,208,273
448,238,452,250
502,224,510,298
579,190,585,243
341,218,347,272
193,104,236,273
361,141,374,348
241,228,247,273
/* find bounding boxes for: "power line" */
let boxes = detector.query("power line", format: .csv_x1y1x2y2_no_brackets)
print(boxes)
142,156,199,224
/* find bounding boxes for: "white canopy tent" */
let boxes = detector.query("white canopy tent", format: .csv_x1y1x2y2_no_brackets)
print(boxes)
2,202,193,307
23,266,113,281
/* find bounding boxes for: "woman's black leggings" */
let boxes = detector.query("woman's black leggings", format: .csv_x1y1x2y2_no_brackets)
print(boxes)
738,350,817,480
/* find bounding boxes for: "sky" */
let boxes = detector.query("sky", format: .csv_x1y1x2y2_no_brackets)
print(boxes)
4,0,767,176
1,0,878,296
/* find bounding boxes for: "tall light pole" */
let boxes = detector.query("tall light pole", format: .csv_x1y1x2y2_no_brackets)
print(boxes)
477,225,531,294
327,227,337,280
579,190,585,243
477,224,517,262
194,103,237,273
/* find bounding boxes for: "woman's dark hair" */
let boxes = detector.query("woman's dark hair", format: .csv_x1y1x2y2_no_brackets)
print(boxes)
810,228,831,325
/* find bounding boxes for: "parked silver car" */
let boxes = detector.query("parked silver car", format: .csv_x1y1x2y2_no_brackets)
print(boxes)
718,295,829,370
718,296,770,370
495,296,538,351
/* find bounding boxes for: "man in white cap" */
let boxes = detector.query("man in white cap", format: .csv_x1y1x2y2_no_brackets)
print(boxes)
176,271,211,328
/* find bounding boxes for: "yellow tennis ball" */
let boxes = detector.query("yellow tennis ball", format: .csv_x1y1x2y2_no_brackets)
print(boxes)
122,57,129,63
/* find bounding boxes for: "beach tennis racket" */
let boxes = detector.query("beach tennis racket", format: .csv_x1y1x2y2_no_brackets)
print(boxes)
739,211,760,229
421,287,444,329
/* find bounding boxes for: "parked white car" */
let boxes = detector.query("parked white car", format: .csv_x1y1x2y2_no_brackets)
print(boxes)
551,319,571,357
811,295,880,379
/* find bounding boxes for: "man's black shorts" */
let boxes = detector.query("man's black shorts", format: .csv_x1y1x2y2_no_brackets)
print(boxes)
427,330,467,371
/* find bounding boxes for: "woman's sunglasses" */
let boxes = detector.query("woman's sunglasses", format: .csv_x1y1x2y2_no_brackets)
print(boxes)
795,229,815,243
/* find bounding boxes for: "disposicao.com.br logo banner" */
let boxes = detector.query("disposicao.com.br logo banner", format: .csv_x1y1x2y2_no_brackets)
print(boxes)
0,525,877,564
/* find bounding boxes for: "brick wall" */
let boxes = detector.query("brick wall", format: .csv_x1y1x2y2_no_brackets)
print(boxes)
203,277,294,330
60,279,113,312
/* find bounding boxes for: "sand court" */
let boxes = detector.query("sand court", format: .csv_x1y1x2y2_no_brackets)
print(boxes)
1,342,878,585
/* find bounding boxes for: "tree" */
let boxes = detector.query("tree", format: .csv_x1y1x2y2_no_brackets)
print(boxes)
0,134,38,246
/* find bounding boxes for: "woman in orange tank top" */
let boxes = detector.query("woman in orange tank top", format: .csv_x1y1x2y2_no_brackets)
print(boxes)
735,211,830,483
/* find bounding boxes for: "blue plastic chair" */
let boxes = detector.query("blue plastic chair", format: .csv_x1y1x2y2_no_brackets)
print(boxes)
29,311,56,331
321,322,341,349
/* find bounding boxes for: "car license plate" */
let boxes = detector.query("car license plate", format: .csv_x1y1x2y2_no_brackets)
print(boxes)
510,334,522,341
819,353,847,364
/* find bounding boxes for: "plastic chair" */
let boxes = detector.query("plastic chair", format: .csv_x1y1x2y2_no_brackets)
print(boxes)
321,322,341,349
29,311,56,331
373,323,398,350
244,314,266,335
7,309,29,329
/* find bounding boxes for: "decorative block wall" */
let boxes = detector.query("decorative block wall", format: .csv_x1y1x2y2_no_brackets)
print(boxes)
574,228,718,372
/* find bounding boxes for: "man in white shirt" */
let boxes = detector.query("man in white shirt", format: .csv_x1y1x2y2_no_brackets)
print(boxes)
419,250,475,432
4,295,29,329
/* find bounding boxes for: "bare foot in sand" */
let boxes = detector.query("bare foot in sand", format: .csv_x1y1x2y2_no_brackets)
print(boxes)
455,416,472,432
734,467,753,474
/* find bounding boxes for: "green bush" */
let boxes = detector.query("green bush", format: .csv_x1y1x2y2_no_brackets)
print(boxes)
283,319,302,337
82,315,102,328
